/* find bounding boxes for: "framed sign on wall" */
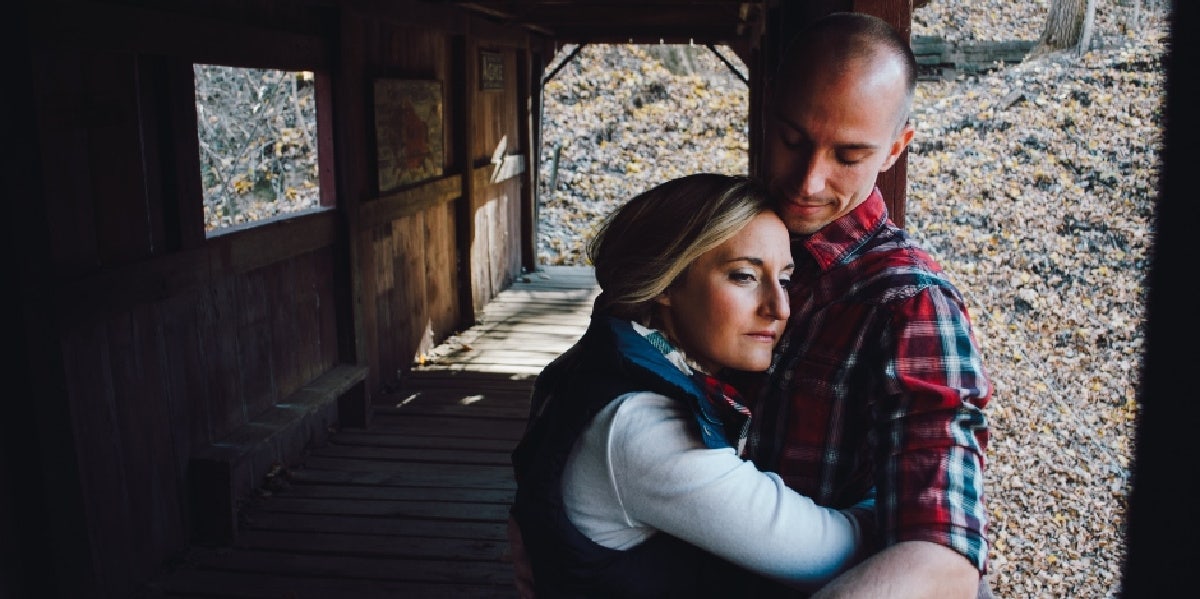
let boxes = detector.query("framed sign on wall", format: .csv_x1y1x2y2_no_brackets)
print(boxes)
372,78,444,193
480,51,504,91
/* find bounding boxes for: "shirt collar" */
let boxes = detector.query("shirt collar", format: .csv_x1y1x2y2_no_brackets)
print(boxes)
791,187,889,271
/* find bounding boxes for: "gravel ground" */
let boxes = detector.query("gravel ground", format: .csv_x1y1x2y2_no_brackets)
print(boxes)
535,2,1169,597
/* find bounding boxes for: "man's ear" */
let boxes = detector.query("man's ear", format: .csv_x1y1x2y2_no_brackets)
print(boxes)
654,291,672,308
880,122,916,172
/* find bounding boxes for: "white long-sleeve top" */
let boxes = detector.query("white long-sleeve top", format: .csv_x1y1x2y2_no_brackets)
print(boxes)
562,391,865,589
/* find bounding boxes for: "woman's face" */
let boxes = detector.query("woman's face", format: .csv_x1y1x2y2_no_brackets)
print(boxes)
657,211,793,373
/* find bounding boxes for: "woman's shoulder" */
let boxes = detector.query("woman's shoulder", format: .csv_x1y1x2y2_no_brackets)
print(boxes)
600,392,713,458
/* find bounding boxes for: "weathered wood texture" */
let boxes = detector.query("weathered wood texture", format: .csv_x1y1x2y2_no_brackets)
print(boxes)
468,42,528,316
350,20,530,398
148,266,598,598
21,4,355,596
53,243,344,593
912,36,1037,79
349,16,460,399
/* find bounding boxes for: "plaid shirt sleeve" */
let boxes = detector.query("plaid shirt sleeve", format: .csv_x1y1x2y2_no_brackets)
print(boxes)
879,284,991,572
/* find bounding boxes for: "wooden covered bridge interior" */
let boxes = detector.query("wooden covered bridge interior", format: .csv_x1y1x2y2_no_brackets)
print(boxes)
4,0,1192,597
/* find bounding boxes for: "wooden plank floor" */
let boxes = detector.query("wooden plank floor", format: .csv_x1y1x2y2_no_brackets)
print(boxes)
149,266,598,599
417,266,599,374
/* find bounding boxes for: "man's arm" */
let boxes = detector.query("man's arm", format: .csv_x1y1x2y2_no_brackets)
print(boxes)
810,541,979,599
863,284,990,593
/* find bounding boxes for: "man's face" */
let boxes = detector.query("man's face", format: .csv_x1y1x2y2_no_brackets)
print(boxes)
765,58,914,235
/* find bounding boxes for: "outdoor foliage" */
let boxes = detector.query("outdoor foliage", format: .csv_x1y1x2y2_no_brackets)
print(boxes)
194,65,323,234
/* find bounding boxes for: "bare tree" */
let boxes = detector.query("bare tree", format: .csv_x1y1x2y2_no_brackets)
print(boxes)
1119,0,1170,36
1033,0,1097,56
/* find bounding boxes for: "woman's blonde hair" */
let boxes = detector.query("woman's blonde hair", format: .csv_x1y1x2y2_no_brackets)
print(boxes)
588,173,773,323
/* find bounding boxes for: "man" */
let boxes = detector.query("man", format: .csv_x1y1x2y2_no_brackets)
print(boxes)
747,12,992,599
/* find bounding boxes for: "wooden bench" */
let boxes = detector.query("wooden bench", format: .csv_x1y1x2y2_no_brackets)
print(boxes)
188,364,369,546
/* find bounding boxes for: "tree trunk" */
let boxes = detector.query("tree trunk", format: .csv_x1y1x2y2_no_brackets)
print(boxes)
1033,0,1097,56
1075,0,1097,55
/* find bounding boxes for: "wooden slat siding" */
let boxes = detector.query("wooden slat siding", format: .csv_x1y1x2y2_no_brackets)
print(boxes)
425,200,462,353
393,212,430,389
35,48,101,273
90,51,153,267
371,223,396,391
116,302,187,582
64,316,138,593
350,15,457,407
239,268,281,417
467,43,525,315
150,266,598,598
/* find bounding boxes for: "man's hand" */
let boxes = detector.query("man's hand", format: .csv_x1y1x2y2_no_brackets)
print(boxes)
506,515,536,599
810,541,979,599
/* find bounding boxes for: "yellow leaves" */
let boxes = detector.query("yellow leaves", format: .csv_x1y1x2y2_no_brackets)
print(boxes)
233,179,253,194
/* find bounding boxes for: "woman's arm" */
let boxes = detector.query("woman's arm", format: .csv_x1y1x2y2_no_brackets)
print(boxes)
563,392,867,590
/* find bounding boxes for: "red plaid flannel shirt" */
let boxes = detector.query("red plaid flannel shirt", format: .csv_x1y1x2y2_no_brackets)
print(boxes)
746,189,991,572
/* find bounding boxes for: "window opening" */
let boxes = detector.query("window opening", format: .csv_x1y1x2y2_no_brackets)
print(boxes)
194,65,326,236
536,44,749,266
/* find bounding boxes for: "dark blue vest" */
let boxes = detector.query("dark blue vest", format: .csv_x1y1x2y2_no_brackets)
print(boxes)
510,316,781,598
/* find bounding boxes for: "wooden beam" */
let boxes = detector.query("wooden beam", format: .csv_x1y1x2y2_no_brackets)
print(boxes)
226,210,340,274
29,0,331,70
517,48,539,272
52,210,339,325
452,36,477,327
357,175,464,228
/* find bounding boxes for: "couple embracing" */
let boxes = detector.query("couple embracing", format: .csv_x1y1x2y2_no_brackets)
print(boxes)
510,13,993,599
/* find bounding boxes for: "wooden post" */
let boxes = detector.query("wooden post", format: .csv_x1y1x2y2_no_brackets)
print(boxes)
854,0,913,228
518,45,539,273
452,35,477,327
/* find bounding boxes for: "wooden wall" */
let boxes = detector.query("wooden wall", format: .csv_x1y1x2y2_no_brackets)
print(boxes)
340,7,531,394
466,39,528,314
11,0,534,596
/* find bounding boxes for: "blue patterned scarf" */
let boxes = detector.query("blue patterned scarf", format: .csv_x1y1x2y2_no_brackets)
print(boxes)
633,323,753,454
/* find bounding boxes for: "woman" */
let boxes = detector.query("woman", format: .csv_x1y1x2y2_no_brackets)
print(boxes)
509,174,874,597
